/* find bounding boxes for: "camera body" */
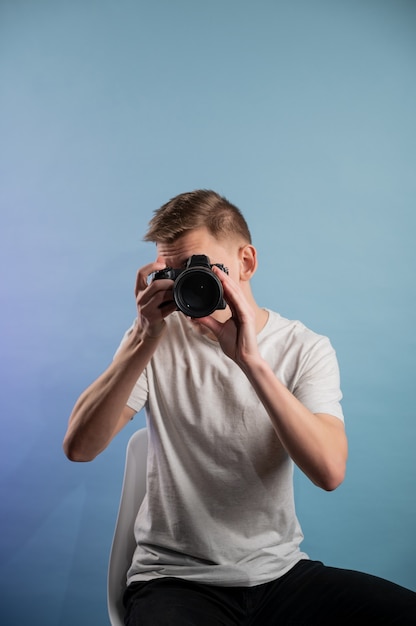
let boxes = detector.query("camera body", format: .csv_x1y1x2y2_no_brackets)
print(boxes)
153,254,228,318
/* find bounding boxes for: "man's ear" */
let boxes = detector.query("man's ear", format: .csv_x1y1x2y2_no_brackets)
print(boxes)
239,244,258,281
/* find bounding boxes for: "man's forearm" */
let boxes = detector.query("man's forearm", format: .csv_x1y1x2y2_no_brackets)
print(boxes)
63,329,161,461
241,355,348,491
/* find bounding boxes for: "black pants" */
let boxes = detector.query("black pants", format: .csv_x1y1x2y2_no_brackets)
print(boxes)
123,560,416,625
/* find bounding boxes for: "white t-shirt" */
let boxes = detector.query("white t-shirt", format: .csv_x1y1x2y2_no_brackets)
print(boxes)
120,309,344,587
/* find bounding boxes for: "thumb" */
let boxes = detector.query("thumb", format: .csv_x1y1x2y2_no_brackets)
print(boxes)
191,316,222,337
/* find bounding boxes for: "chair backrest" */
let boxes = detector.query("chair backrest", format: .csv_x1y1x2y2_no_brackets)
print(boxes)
107,428,148,626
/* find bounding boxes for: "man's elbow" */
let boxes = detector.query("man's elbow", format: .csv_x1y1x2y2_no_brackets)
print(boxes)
319,460,347,492
62,435,97,463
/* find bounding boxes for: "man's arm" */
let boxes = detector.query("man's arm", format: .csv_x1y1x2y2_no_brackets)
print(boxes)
196,267,348,491
63,330,159,461
239,358,347,491
63,258,175,462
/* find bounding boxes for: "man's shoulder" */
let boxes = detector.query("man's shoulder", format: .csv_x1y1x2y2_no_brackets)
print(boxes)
261,309,332,351
262,309,315,336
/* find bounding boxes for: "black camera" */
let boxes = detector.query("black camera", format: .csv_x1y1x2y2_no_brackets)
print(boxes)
153,254,228,318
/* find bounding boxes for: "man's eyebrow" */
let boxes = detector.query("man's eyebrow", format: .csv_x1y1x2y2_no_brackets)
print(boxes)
163,256,187,268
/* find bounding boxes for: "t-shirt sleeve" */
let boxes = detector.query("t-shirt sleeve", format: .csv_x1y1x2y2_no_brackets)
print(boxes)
293,336,344,422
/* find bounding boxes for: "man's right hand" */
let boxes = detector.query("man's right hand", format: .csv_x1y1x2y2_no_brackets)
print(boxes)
63,256,177,462
134,257,177,339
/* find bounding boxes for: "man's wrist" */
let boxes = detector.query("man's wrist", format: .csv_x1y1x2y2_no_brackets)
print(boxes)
143,320,166,339
238,353,268,378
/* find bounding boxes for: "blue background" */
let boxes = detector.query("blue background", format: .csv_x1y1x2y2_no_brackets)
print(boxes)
1,1,415,623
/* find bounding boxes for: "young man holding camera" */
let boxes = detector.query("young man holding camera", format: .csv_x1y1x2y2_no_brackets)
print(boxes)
64,190,416,624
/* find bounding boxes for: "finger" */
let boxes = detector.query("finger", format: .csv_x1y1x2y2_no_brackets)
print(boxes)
135,259,167,297
211,267,242,317
158,299,176,311
136,281,174,309
213,266,252,316
137,291,176,331
193,315,223,337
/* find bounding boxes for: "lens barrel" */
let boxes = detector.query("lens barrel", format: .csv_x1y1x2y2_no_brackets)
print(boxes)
173,267,224,317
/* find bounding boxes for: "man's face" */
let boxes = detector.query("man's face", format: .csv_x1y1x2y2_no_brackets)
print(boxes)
156,227,242,283
156,227,245,322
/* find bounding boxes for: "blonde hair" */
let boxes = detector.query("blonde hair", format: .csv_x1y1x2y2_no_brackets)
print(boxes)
144,189,252,244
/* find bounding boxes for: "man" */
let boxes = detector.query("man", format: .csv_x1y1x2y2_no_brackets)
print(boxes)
64,190,416,624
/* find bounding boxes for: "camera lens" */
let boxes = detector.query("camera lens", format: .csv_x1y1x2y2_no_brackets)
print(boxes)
174,268,224,318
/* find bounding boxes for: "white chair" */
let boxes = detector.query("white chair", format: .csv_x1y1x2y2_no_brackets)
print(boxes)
107,428,148,626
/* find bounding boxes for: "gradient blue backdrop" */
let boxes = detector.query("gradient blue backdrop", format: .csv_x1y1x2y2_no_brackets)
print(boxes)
1,1,415,624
